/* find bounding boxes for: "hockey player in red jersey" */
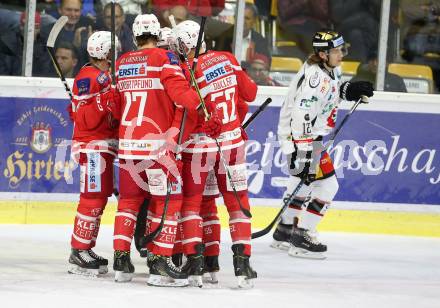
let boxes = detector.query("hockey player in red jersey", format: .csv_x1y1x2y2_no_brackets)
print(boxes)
112,14,219,286
172,20,258,288
68,31,120,276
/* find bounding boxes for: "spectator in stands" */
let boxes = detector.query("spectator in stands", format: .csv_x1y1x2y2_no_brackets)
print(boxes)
351,50,407,93
55,41,78,78
97,2,135,54
277,0,330,56
152,0,225,18
0,11,52,76
248,53,281,86
100,0,146,26
216,3,271,69
159,5,189,27
330,0,380,63
41,0,96,69
401,0,440,91
43,0,98,21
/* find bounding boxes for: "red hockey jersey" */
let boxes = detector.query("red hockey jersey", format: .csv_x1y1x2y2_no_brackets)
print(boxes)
115,47,200,159
70,64,118,159
182,51,257,153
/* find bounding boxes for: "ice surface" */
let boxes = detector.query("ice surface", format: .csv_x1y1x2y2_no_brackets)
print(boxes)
0,225,439,308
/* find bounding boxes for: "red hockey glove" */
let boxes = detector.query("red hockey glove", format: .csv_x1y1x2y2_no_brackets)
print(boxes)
203,110,222,139
157,151,182,183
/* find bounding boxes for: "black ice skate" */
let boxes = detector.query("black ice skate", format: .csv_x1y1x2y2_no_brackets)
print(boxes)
87,249,108,274
113,250,135,282
172,252,184,267
147,254,188,287
288,227,327,260
181,244,205,287
232,244,257,289
68,248,100,277
203,255,220,284
271,222,293,251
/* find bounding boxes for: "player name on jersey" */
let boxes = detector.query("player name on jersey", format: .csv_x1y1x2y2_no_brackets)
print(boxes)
118,78,163,91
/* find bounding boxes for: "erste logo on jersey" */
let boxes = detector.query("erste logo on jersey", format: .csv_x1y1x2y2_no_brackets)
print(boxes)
118,63,148,78
204,61,232,83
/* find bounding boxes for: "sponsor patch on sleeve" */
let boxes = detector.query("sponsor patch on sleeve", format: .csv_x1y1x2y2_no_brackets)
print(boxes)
309,71,320,88
96,72,109,85
166,51,179,65
77,78,91,95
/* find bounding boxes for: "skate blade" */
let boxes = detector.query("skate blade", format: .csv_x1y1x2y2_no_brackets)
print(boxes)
114,270,134,282
147,274,188,287
236,276,254,289
270,240,290,251
67,264,99,277
188,275,203,288
98,265,108,274
288,247,326,260
203,272,219,284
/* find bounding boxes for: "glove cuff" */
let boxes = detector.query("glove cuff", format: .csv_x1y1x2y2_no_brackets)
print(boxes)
340,81,350,101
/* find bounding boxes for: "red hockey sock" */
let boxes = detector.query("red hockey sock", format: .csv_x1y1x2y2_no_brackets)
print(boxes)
113,197,143,251
71,197,107,250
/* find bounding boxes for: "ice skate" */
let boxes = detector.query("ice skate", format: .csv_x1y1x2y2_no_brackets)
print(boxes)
147,254,188,287
271,222,292,251
113,250,135,282
87,249,108,274
68,248,100,277
288,227,327,260
181,244,204,287
203,255,219,284
232,244,257,289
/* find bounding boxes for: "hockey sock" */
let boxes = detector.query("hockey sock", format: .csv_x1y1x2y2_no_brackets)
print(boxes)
71,197,107,250
201,198,220,256
113,197,143,251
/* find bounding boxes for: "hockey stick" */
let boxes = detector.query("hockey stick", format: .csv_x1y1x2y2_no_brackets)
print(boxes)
242,97,272,130
176,15,207,159
139,180,172,249
46,16,72,101
251,96,368,239
170,15,252,218
137,16,207,248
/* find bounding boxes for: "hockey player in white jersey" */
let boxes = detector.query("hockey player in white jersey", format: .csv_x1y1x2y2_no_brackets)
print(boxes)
273,31,374,259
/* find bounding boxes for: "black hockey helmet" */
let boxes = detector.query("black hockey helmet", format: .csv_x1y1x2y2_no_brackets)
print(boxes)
312,31,345,54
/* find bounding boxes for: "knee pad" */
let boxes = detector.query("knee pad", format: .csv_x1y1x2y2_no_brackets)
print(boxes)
311,175,339,203
78,196,107,216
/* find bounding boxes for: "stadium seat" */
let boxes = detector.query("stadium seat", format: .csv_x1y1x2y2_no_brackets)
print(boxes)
388,63,434,93
269,57,302,86
341,61,360,76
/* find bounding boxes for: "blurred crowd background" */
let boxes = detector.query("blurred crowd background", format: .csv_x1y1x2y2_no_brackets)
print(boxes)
1,0,439,94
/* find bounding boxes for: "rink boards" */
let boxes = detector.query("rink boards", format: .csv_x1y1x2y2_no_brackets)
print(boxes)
0,77,439,236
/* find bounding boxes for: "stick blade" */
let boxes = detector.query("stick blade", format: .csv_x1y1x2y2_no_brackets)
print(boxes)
47,16,68,48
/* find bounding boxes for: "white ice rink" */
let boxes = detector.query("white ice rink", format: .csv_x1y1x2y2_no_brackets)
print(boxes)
0,225,439,308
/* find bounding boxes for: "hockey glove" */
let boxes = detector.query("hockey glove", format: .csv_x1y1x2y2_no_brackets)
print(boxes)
203,107,222,139
340,81,374,101
157,151,183,183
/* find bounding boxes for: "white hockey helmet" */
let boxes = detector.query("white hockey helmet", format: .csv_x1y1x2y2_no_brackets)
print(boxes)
157,27,174,48
132,14,160,38
173,20,203,53
87,31,119,59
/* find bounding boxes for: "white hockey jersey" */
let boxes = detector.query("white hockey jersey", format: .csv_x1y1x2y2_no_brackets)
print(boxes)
278,61,343,154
